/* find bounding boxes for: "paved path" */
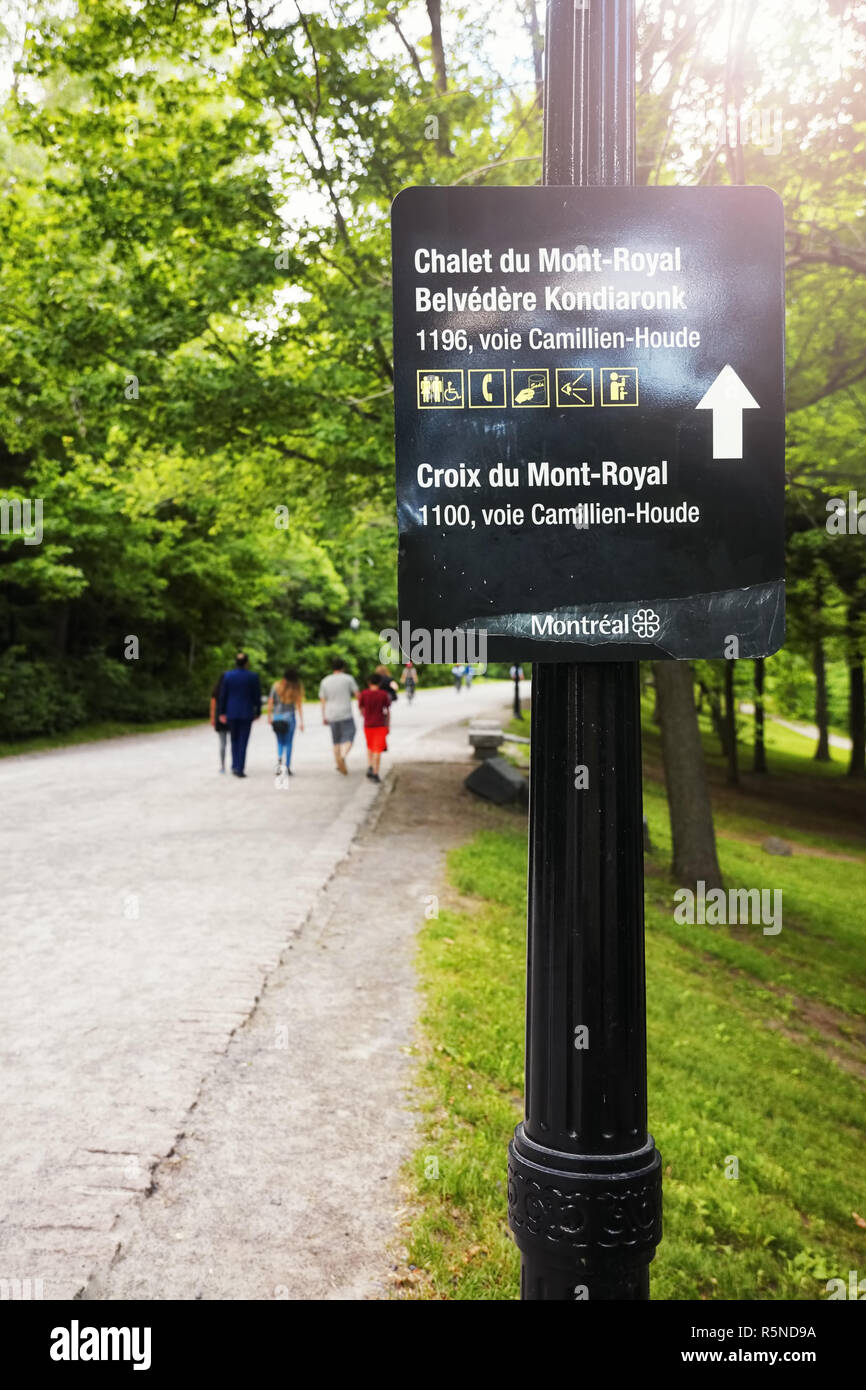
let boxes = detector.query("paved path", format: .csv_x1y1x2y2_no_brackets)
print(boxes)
0,680,513,1299
739,703,852,751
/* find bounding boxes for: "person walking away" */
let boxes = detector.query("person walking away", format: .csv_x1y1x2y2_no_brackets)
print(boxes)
359,672,391,783
210,672,227,773
375,664,399,703
452,664,463,693
267,667,305,776
218,651,262,777
463,663,475,690
402,661,417,702
319,658,358,775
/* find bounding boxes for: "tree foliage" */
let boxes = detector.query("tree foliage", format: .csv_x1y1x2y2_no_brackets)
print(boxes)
0,0,864,744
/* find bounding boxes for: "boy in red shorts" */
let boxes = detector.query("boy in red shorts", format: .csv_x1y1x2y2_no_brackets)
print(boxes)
358,672,392,783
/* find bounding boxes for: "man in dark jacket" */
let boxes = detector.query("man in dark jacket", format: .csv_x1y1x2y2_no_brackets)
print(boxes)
218,652,262,777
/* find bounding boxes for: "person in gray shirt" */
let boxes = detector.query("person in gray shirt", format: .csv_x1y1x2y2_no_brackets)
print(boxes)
318,658,359,775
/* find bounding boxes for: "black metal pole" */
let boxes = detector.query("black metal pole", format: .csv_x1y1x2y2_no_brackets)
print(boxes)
507,0,662,1301
513,670,523,720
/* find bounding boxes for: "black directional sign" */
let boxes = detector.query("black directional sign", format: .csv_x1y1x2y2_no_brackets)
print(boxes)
391,185,785,661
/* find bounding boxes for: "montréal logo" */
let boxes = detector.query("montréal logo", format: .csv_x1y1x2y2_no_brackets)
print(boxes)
632,608,661,639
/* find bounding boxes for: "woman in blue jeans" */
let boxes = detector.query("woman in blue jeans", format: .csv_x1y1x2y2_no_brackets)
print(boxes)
267,667,305,775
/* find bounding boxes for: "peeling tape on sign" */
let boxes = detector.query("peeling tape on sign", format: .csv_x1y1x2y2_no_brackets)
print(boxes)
456,579,785,661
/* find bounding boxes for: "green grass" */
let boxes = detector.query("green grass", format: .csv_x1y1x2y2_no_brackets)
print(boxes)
0,718,201,759
501,713,530,772
402,708,866,1301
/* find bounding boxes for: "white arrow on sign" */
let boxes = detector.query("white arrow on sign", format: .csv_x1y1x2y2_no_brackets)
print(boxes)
695,365,760,460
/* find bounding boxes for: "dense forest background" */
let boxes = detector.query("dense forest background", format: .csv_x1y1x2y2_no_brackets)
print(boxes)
0,0,864,762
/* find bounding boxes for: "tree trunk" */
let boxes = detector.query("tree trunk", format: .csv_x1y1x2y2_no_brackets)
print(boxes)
724,660,739,786
654,661,723,890
753,657,767,773
699,678,727,757
521,0,544,99
813,638,831,761
425,0,451,155
848,657,865,777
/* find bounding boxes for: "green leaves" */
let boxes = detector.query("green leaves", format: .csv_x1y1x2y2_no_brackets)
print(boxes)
6,1,862,737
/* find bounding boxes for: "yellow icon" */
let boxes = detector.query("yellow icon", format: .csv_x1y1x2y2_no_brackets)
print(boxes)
511,368,550,408
600,367,639,407
556,368,594,407
417,370,464,408
468,368,506,409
